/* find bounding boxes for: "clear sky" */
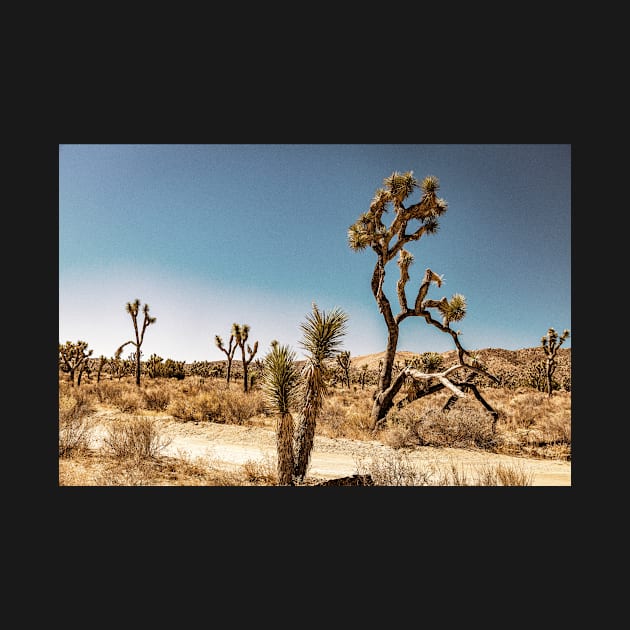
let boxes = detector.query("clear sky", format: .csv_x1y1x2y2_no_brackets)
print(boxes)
59,144,571,363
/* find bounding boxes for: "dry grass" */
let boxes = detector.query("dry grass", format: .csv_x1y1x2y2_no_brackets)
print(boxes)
58,451,266,486
353,451,534,486
102,415,173,460
59,388,95,457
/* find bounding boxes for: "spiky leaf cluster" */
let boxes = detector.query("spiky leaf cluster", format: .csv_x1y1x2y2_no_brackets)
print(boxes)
263,344,299,414
347,171,448,253
384,170,418,202
299,304,348,365
419,351,444,373
438,293,467,324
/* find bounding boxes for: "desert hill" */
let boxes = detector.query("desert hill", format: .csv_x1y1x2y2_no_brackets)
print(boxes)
350,347,571,389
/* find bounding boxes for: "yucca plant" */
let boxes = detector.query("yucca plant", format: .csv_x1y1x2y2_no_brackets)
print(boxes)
262,341,300,485
293,303,348,483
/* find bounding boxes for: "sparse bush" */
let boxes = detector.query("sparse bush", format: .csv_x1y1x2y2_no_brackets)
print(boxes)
385,406,500,451
103,416,172,460
59,390,95,457
476,463,533,486
166,386,266,424
94,382,124,406
142,386,171,411
241,456,278,485
115,392,141,414
354,451,435,486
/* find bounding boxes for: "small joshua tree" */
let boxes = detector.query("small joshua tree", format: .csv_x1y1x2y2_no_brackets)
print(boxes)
359,364,369,389
146,354,164,378
232,323,258,393
59,340,93,387
293,303,348,483
336,350,351,388
215,331,237,384
117,298,156,386
541,327,570,397
262,340,300,485
96,355,109,382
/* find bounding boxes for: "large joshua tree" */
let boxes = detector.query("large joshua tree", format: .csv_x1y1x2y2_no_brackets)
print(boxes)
117,298,156,386
293,303,348,483
348,171,498,429
541,327,570,397
262,340,300,485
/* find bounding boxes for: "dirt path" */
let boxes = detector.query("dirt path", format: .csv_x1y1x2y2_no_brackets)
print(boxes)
91,413,571,486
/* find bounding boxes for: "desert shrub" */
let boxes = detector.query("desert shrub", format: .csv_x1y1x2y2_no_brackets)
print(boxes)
241,456,278,485
166,387,266,425
103,416,172,460
476,463,533,486
354,452,435,486
93,459,157,486
142,386,171,411
542,415,571,445
93,381,124,405
222,389,266,424
317,390,373,439
115,392,141,413
386,405,500,451
59,390,95,457
355,452,534,486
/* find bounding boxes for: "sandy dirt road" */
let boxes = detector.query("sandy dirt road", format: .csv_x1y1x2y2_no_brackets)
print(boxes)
92,415,570,486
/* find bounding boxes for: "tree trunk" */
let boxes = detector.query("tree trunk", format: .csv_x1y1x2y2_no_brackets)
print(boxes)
135,352,141,386
293,414,316,483
242,353,249,393
370,368,407,429
276,412,294,486
370,321,401,428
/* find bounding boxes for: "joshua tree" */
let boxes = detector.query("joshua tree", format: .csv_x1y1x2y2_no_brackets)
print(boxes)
293,303,348,483
117,298,156,386
359,364,369,389
262,340,300,485
231,323,258,393
541,327,570,397
215,331,237,384
348,171,497,428
59,340,93,386
146,354,164,378
96,355,109,382
336,350,351,388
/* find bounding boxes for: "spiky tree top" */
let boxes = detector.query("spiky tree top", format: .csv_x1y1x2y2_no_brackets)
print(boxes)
348,172,448,257
262,343,300,415
117,298,156,356
299,303,348,365
541,328,570,355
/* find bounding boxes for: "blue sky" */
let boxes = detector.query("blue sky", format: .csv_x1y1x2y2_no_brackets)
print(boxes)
59,144,571,363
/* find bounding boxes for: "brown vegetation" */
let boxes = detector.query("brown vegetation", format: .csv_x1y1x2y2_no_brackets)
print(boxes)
59,346,570,486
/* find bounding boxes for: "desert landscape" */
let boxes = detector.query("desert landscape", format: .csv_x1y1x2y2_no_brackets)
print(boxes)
58,347,571,487
59,153,571,488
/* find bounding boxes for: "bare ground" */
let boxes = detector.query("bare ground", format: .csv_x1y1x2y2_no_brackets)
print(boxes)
88,410,571,486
